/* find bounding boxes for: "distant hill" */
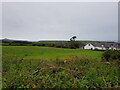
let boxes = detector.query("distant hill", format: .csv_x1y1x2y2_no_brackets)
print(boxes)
1,38,33,46
1,38,31,43
2,38,13,41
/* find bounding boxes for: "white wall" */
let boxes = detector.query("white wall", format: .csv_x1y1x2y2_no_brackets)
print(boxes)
84,43,95,50
95,47,106,50
109,47,117,50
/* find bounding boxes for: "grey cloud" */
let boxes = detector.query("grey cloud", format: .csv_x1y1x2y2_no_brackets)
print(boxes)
2,2,118,41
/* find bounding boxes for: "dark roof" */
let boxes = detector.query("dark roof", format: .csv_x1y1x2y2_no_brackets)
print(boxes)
90,43,119,48
91,43,102,47
118,44,120,48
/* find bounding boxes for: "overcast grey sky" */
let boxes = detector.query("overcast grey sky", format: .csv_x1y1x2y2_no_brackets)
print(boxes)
2,2,118,41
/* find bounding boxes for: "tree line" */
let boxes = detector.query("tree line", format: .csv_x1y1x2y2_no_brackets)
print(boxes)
1,36,84,49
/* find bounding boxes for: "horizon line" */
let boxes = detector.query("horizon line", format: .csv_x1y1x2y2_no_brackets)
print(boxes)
1,38,118,42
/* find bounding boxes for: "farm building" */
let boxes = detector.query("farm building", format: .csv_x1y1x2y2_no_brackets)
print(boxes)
84,43,120,50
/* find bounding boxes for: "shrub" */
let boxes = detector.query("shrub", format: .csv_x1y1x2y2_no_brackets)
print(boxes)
68,41,80,49
102,50,120,61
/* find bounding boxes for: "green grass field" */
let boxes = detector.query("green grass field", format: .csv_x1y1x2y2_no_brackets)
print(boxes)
2,46,119,88
2,46,102,60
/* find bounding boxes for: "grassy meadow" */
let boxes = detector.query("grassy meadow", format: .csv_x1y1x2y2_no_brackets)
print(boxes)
2,46,102,60
2,46,120,88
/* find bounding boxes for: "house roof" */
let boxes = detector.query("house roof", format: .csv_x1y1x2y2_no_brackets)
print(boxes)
90,43,120,48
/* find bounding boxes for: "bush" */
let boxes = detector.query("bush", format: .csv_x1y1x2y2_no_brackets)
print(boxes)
68,41,80,49
102,50,120,61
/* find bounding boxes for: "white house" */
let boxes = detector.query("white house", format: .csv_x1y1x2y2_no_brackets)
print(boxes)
84,43,95,50
84,43,119,50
